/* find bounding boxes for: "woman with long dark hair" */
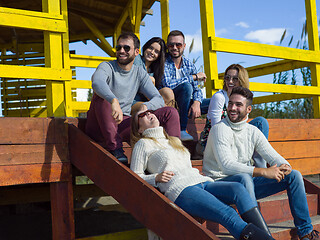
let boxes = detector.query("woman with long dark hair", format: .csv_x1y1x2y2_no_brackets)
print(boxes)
132,37,175,113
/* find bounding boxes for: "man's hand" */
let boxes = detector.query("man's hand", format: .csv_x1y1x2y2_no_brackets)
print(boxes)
111,98,123,124
279,164,292,175
253,164,285,182
155,171,175,183
188,101,201,119
196,72,207,83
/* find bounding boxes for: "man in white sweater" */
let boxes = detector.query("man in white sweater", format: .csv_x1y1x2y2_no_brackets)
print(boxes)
203,87,319,240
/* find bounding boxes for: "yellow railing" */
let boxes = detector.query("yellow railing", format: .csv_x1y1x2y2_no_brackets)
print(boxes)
199,0,320,118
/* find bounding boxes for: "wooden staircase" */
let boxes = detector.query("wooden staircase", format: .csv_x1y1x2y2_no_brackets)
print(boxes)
0,117,320,239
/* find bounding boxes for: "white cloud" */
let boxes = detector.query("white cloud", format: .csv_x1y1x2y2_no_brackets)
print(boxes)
185,30,203,53
244,28,286,44
236,22,249,28
215,28,228,37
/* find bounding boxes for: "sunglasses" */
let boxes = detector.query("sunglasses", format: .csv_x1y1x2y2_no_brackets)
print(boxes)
115,45,131,52
167,42,183,49
224,75,239,82
137,110,155,128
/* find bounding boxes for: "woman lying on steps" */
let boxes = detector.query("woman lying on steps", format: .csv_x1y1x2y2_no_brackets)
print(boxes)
130,109,275,240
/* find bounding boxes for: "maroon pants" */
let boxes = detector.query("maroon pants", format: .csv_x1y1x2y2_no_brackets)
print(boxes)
85,94,181,151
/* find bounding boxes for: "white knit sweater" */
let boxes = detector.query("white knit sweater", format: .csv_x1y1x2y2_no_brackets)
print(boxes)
130,126,213,202
202,116,290,180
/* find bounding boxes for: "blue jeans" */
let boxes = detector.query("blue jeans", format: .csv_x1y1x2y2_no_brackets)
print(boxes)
219,171,312,237
249,116,269,168
174,181,257,239
173,82,210,131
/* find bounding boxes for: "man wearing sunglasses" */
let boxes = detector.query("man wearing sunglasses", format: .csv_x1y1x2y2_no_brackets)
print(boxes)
162,30,209,141
86,32,181,163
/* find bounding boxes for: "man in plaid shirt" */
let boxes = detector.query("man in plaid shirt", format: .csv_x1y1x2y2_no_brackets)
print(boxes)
161,30,209,141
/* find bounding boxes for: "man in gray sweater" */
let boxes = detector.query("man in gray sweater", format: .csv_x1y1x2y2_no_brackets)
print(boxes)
86,32,180,163
203,87,319,240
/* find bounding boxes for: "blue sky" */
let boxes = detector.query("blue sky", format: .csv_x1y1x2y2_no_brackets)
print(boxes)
1,0,319,114
71,0,320,101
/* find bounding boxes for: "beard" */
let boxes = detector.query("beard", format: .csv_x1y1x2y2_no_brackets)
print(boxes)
227,110,247,123
169,49,183,59
117,54,135,65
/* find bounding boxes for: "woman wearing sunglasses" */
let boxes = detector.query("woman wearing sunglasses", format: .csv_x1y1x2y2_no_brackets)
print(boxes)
130,109,274,240
132,37,175,113
197,64,269,168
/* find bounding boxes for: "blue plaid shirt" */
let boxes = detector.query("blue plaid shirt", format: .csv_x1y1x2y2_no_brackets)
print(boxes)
161,55,203,103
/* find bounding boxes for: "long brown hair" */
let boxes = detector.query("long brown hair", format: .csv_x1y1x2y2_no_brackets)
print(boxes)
223,64,250,91
142,37,166,88
130,112,188,153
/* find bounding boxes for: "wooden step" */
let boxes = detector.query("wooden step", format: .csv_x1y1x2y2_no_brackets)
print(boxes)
207,192,318,235
259,193,318,224
209,215,320,240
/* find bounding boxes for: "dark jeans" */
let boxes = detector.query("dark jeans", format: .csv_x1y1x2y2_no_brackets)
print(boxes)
173,82,210,131
85,94,181,151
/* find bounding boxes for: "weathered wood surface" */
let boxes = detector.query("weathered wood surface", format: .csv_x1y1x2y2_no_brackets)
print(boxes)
68,123,219,240
0,117,70,185
50,181,75,240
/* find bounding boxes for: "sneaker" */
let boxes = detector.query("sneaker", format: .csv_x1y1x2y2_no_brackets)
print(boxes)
180,130,194,141
300,230,320,240
110,148,128,163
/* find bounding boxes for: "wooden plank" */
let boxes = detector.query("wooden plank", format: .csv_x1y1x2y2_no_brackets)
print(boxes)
0,163,71,186
0,117,67,144
271,140,320,159
287,157,320,176
268,119,320,141
0,184,107,206
68,124,218,240
50,181,75,240
0,144,68,165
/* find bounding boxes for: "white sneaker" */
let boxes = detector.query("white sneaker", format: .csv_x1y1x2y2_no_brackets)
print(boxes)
180,130,194,141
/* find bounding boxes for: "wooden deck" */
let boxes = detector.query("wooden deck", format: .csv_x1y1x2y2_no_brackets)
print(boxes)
0,117,320,239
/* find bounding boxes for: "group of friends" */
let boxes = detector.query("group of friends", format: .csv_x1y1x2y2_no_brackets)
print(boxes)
85,30,319,240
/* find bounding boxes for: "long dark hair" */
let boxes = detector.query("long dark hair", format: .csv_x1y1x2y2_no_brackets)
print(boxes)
142,37,166,88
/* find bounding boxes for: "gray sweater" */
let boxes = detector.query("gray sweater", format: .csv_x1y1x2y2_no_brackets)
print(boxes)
92,61,164,116
203,116,289,180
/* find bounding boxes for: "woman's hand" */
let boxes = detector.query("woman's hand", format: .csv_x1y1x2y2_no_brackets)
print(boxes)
155,171,175,183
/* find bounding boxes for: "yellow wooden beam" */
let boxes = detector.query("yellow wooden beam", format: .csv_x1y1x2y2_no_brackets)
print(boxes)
160,0,170,41
133,0,143,37
61,0,73,117
211,37,320,63
70,80,92,89
0,7,66,33
253,93,312,105
82,17,116,57
250,82,320,95
5,108,47,117
1,80,45,88
244,60,310,79
70,101,91,111
43,0,66,117
70,54,115,68
199,0,218,98
305,0,320,118
0,64,71,80
114,0,131,46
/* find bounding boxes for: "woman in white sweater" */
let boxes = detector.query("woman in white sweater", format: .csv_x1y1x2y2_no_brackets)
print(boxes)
198,64,269,168
130,109,275,240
